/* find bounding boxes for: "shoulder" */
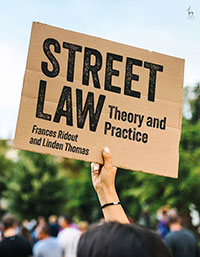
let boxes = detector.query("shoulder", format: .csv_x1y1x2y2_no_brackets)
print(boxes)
58,228,80,237
16,235,32,247
46,237,62,246
165,231,175,239
33,239,48,255
0,238,7,247
1,236,32,254
182,228,195,236
165,231,177,245
171,229,196,238
57,228,80,244
181,228,198,242
0,235,28,244
165,229,197,244
33,239,43,250
17,235,30,242
34,237,56,247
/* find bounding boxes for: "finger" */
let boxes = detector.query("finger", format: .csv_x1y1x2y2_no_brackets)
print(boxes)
91,163,100,174
102,147,113,170
91,163,100,171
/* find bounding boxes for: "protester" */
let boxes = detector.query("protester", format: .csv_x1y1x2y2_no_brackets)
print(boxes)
0,213,32,257
57,215,81,257
157,206,170,239
48,215,59,237
33,224,63,257
58,215,79,232
77,147,172,257
32,216,46,243
78,221,172,257
20,223,33,246
165,209,199,257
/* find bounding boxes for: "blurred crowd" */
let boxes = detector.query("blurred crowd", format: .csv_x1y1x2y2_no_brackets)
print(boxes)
0,213,88,257
0,207,199,257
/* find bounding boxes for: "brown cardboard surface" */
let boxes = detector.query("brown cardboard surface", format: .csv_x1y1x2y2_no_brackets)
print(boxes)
14,22,185,178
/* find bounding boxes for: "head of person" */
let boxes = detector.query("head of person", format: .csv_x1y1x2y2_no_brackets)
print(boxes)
157,206,170,221
77,222,172,257
37,224,51,240
166,209,181,225
49,215,57,224
2,214,17,232
38,216,46,225
79,221,89,234
58,215,73,229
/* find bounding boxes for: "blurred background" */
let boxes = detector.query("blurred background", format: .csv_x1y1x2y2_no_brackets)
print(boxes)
0,0,200,239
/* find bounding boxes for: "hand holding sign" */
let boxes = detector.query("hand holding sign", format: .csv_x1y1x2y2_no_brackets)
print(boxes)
91,147,117,194
91,147,129,224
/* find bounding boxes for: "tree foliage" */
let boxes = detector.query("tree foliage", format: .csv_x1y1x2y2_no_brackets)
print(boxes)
0,83,200,226
190,83,200,123
6,151,67,220
60,159,102,223
114,84,200,228
0,140,14,215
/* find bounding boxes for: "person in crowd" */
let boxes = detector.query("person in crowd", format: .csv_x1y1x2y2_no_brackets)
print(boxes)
79,221,89,234
48,215,59,237
33,224,63,257
0,213,32,257
165,209,199,257
20,223,33,246
157,206,170,239
77,147,172,257
78,221,172,257
57,215,81,257
32,216,46,243
58,215,79,232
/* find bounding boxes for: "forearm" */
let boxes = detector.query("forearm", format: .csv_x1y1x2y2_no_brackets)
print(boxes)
91,147,130,224
97,187,130,224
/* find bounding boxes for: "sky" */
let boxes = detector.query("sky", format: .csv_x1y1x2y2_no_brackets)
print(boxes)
0,0,200,139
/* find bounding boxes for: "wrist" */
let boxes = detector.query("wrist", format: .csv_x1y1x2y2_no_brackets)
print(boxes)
96,187,119,206
101,201,121,209
96,185,116,197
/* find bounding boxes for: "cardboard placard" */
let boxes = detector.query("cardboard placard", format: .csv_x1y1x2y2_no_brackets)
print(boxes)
14,22,184,178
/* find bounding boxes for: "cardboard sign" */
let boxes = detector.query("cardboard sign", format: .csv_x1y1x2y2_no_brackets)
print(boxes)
14,22,184,178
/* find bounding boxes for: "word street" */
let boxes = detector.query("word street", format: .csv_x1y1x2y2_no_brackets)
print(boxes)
35,38,164,133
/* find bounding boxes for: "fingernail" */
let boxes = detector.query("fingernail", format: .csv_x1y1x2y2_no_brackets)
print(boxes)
94,165,99,171
104,147,110,154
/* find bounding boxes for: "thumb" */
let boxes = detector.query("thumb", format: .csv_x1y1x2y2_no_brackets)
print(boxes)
102,147,113,170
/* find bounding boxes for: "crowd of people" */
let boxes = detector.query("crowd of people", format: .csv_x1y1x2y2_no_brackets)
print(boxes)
0,147,199,257
0,213,88,257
